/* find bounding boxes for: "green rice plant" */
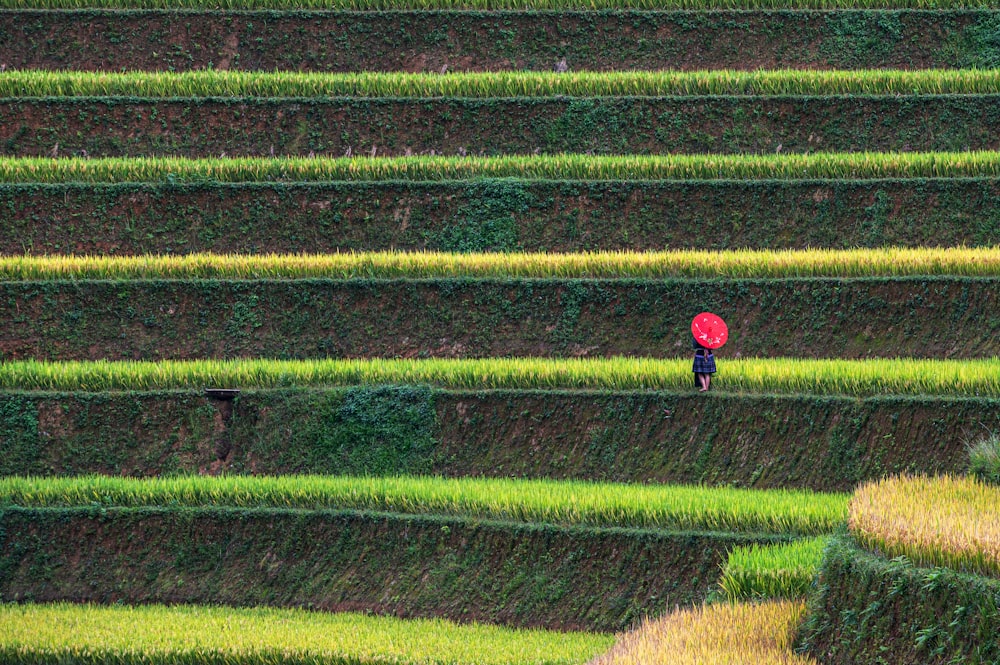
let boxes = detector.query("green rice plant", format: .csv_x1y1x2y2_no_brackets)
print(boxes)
718,537,828,601
590,600,814,665
850,474,1000,576
0,0,994,10
0,357,998,397
968,433,1000,485
0,474,849,535
7,69,1000,98
0,602,612,665
7,248,1000,280
6,152,1000,183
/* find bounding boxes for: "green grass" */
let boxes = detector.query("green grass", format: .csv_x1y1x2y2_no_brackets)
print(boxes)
8,248,1000,280
0,602,612,665
1,357,1000,397
718,537,828,601
969,434,1000,485
0,474,849,535
9,152,1000,183
9,69,1000,97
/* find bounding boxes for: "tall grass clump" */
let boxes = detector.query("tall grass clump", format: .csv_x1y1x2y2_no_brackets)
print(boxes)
1,357,999,397
718,537,827,601
0,475,849,535
968,433,1000,485
9,69,1000,98
7,248,1000,280
588,600,815,665
0,602,612,665
850,474,1000,576
8,152,1000,183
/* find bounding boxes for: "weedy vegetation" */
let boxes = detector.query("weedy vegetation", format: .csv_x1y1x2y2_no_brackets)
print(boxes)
968,433,1000,485
0,0,995,9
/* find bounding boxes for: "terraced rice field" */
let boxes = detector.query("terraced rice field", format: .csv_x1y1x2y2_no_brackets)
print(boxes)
0,0,996,662
9,247,1000,279
11,151,1000,182
13,68,1000,96
0,603,613,665
851,474,1000,575
0,474,849,533
592,600,815,665
3,357,1000,395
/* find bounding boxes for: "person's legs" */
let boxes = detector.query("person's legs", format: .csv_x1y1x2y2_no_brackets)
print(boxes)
697,373,709,391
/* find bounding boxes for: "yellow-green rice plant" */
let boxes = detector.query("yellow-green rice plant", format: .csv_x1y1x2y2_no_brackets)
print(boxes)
850,474,1000,576
7,248,1000,280
7,69,1000,97
719,537,828,601
588,600,815,665
5,152,1000,183
0,602,612,665
0,357,998,397
0,474,850,535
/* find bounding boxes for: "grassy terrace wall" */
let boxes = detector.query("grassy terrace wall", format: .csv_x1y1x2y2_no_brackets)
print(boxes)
8,179,1000,253
0,506,777,631
5,11,1000,72
9,96,1000,157
2,278,999,360
797,536,1000,664
0,389,990,490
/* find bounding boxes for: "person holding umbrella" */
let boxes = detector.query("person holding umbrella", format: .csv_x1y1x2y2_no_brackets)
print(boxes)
691,312,728,392
692,336,716,391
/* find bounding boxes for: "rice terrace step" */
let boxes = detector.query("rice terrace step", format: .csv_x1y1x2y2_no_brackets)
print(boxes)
2,274,1000,360
0,387,988,490
0,475,842,629
0,504,796,630
7,70,1000,157
0,0,998,662
0,603,615,665
7,154,1000,253
12,94,1000,157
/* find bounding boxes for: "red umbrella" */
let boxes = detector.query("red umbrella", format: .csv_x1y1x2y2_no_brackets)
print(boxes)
691,312,728,349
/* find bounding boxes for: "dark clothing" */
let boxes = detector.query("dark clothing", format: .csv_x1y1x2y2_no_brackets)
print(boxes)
692,350,717,374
